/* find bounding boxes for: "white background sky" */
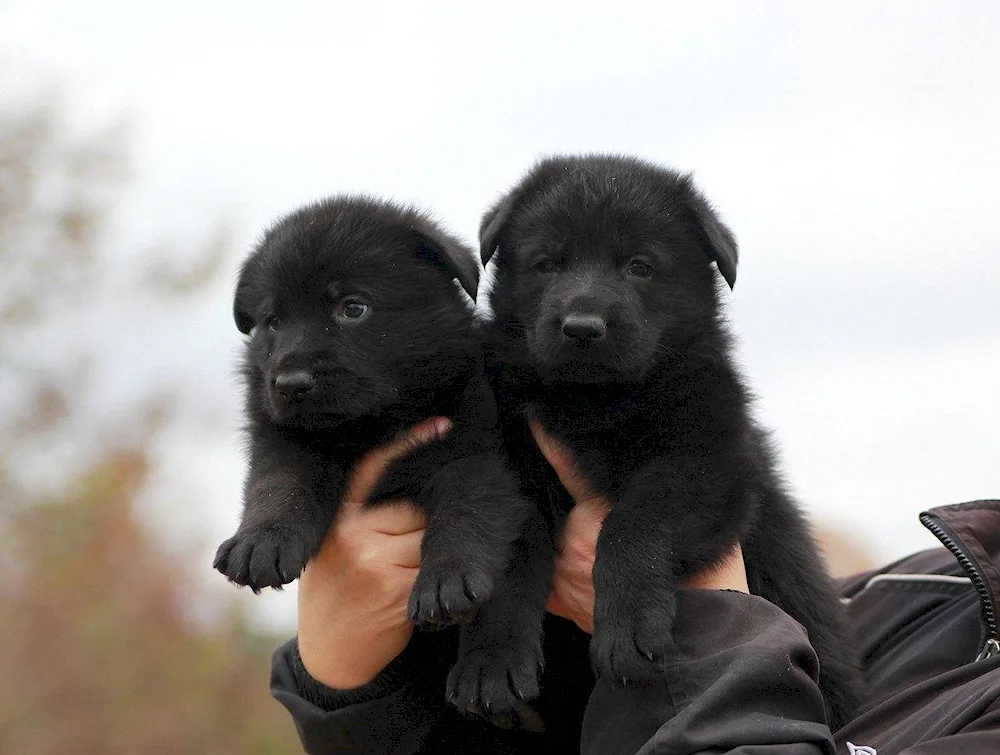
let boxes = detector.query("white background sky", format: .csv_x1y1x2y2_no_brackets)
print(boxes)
2,1,998,631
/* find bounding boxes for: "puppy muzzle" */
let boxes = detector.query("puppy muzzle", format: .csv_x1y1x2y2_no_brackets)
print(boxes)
273,369,316,403
529,302,654,382
561,313,607,341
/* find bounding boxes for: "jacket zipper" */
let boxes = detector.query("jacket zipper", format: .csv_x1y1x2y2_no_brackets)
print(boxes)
919,512,1000,661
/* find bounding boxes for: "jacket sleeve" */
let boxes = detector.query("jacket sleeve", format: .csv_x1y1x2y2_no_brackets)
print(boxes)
270,636,442,754
581,590,839,755
896,701,1000,754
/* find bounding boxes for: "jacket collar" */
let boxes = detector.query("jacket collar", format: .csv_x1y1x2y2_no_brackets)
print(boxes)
921,500,1000,658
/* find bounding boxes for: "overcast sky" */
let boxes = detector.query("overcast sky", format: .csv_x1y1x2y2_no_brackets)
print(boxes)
3,1,998,631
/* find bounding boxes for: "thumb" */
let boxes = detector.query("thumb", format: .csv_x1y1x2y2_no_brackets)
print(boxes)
529,419,608,511
342,416,452,510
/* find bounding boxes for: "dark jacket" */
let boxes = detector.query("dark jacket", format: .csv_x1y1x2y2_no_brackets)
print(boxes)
271,500,1000,754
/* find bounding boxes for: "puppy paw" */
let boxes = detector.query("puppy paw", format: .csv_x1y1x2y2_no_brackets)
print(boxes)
213,527,313,592
590,593,677,685
446,642,544,731
407,563,493,629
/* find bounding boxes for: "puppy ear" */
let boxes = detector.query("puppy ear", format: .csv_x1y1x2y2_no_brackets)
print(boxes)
687,188,738,290
479,194,515,267
416,228,480,301
481,158,575,266
233,265,256,334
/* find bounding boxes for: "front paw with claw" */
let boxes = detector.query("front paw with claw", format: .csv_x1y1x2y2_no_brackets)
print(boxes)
213,526,315,592
407,562,493,629
591,591,677,685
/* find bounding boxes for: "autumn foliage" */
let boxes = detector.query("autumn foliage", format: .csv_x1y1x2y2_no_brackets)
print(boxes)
0,451,298,755
0,90,299,753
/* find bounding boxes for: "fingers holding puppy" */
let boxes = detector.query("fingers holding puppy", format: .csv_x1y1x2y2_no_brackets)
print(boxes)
530,419,748,638
298,417,450,690
339,416,453,516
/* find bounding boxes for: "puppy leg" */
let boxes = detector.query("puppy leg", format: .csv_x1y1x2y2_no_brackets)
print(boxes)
408,452,527,628
590,456,748,684
446,506,552,730
214,428,343,592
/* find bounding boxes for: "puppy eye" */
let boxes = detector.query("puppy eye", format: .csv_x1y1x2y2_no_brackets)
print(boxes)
626,259,653,278
264,314,281,330
532,259,560,274
337,299,371,322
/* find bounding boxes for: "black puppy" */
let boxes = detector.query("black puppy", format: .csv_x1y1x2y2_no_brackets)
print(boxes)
481,155,864,729
214,197,542,724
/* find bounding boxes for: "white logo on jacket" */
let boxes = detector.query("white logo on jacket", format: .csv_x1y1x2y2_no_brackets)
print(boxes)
846,743,876,755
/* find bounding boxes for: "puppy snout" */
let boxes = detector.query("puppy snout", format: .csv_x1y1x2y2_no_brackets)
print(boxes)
561,313,607,341
274,369,315,402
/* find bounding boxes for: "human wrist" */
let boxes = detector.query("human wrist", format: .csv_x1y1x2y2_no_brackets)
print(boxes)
292,636,413,710
297,624,412,690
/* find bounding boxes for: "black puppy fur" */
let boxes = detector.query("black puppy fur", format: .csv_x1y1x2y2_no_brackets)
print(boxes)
481,155,864,729
214,197,543,726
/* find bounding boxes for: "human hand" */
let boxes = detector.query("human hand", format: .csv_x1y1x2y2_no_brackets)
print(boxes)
529,420,748,636
529,420,609,634
296,416,451,689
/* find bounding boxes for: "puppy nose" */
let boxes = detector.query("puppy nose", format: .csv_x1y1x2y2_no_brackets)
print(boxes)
562,314,607,341
274,370,315,401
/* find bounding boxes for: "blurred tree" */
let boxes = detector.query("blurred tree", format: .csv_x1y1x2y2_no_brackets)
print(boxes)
0,91,298,753
0,449,296,754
